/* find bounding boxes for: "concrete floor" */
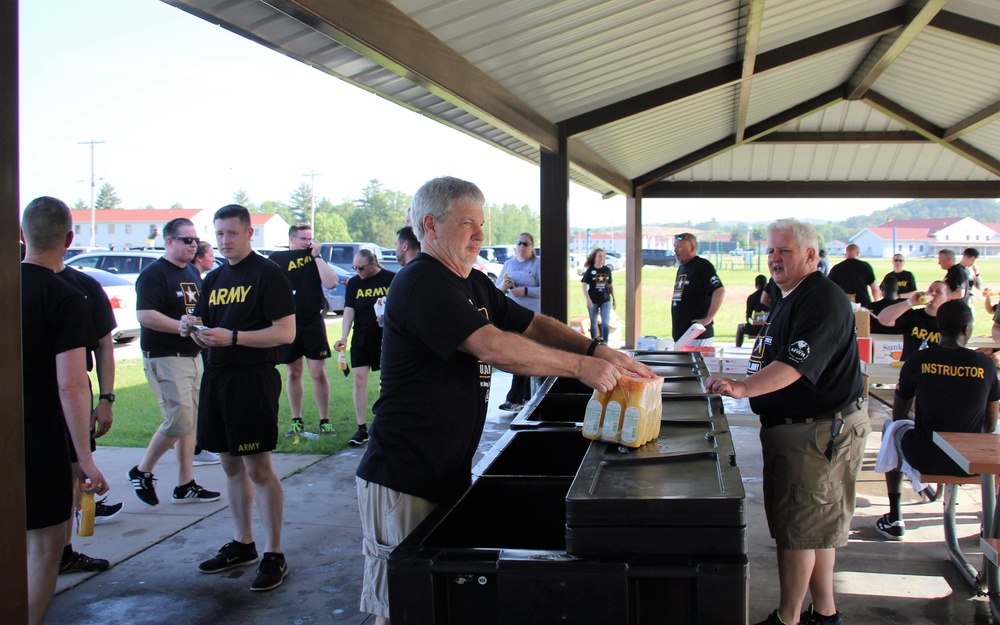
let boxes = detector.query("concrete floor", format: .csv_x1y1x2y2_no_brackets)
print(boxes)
45,376,996,624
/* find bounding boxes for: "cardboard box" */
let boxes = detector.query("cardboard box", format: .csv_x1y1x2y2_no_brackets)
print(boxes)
870,334,904,364
854,309,870,337
857,337,872,363
722,363,749,374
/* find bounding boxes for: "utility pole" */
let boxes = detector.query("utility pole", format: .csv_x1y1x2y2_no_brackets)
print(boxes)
303,170,321,231
78,139,105,246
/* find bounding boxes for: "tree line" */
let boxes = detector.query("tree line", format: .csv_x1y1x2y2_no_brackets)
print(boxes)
73,179,541,249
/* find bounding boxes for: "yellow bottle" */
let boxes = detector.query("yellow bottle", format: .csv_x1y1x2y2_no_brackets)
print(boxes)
582,389,611,439
337,345,347,371
76,483,95,537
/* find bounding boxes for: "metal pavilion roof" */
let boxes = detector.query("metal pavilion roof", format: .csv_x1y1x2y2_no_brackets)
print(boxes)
161,0,1000,200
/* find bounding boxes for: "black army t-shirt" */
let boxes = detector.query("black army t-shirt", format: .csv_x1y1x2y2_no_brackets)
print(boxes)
136,257,203,354
194,252,295,368
944,265,968,302
56,266,115,371
897,346,998,474
748,272,862,419
356,253,534,502
893,308,940,361
345,267,395,336
886,270,917,295
828,258,876,308
268,248,326,321
671,255,723,341
581,265,613,305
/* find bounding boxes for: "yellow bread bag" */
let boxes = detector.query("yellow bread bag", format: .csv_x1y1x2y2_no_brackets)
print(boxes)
582,374,664,447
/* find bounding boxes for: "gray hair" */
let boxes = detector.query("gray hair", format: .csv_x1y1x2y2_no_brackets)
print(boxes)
22,196,72,251
411,177,485,241
767,218,819,254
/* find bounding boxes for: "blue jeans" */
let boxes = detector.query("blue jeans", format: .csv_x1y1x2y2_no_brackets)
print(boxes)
588,300,611,342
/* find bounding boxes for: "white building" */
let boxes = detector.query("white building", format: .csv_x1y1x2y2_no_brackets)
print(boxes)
849,217,1000,258
69,208,290,250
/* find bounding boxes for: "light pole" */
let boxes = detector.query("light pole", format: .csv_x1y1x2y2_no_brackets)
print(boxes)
303,170,321,231
79,139,105,246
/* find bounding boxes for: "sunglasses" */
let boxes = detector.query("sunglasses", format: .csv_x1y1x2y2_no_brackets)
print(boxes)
172,236,200,245
675,234,691,241
516,241,532,246
892,258,904,262
353,263,371,272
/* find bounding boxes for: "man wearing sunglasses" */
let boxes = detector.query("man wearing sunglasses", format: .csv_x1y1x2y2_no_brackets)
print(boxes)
131,218,220,509
270,224,340,439
671,232,725,345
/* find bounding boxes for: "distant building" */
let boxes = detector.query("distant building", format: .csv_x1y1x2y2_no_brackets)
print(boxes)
826,240,848,256
69,209,290,250
850,217,1000,258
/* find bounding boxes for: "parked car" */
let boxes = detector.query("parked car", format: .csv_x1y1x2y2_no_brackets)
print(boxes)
641,249,677,267
67,249,223,282
319,242,402,274
64,246,109,260
76,267,140,344
474,254,505,282
729,248,755,256
322,264,352,315
480,245,515,265
66,249,165,282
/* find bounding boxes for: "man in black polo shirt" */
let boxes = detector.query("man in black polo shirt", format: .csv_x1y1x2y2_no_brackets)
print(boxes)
708,219,869,625
129,218,220,507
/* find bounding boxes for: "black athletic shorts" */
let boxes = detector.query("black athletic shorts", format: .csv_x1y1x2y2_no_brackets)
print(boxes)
350,331,383,371
278,314,331,364
25,418,73,530
197,363,281,456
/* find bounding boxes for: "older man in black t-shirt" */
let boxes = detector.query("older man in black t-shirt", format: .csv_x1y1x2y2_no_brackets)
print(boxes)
670,232,725,344
354,177,653,624
939,249,968,302
708,219,869,625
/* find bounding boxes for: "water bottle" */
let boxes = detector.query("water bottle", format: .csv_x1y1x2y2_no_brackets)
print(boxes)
919,339,928,351
76,481,95,537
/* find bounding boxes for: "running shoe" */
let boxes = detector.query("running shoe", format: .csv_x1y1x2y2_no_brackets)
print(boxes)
875,513,905,540
59,550,110,574
250,552,288,591
128,465,158,507
348,424,369,446
199,541,259,573
172,480,221,504
94,496,123,524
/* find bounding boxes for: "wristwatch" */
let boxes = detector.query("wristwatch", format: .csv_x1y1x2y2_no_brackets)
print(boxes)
99,393,116,403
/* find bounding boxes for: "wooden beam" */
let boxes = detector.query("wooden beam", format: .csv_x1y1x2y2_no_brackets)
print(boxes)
0,0,27,622
864,91,1000,176
567,139,633,197
625,191,643,349
734,0,766,143
943,101,1000,142
642,181,1000,198
928,11,1000,49
562,8,903,136
539,126,569,322
846,0,948,100
756,131,927,143
634,88,844,189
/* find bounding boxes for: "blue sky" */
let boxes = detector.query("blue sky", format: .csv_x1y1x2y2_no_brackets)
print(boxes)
19,0,904,228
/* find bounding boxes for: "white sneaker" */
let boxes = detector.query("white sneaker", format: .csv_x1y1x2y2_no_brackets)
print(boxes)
192,450,221,466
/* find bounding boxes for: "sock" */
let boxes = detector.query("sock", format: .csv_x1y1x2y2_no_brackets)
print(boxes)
61,544,73,562
888,493,902,521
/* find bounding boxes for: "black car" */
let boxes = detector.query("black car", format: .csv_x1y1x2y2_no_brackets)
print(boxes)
641,249,676,267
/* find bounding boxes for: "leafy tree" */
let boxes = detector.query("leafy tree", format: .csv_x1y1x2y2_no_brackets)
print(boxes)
486,202,540,246
259,200,290,223
72,199,88,210
170,202,184,209
232,188,254,211
347,179,410,246
313,212,350,242
289,182,314,224
95,182,121,209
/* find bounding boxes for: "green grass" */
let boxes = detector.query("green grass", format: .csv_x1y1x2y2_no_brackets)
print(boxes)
568,257,997,343
96,318,377,454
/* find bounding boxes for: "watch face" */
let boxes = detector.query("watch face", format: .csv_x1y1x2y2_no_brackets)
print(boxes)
101,393,116,403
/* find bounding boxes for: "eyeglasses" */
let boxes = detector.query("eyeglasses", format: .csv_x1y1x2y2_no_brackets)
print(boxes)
172,236,200,245
516,241,532,246
353,263,371,272
675,234,692,242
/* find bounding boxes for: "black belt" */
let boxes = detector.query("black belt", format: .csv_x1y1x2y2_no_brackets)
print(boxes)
760,397,866,429
142,350,201,359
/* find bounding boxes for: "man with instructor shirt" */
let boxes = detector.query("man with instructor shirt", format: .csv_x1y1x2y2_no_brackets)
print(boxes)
353,176,653,624
707,218,869,625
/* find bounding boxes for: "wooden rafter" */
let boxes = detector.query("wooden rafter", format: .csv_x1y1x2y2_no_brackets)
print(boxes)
755,131,926,143
943,101,1000,142
864,91,1000,176
643,181,1000,198
928,11,1000,49
734,0,766,143
846,0,949,100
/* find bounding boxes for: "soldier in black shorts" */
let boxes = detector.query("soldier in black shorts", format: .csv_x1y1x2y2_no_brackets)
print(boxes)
874,301,999,540
335,249,395,446
21,197,109,623
181,204,296,592
270,224,340,437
